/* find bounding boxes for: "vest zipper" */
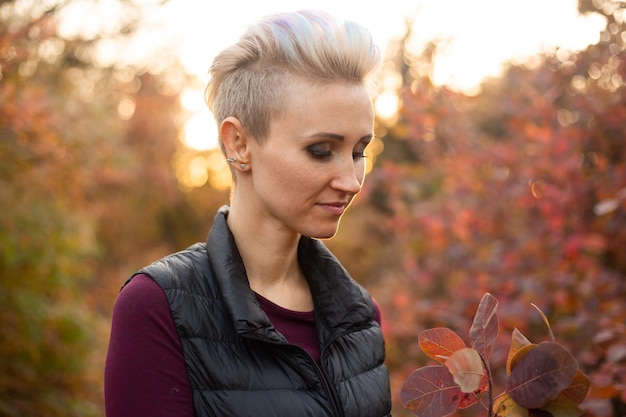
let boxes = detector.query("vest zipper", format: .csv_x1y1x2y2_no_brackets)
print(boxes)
245,336,344,417
317,343,344,417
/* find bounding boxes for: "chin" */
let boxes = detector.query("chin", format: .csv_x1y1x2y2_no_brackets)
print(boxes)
312,232,337,240
299,218,342,239
306,226,340,240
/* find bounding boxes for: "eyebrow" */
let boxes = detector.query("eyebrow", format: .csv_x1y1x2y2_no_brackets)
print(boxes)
310,132,373,142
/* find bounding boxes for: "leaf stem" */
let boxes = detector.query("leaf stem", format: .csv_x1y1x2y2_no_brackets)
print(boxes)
480,353,494,417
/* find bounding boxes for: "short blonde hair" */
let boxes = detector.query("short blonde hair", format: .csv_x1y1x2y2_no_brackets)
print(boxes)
205,10,381,145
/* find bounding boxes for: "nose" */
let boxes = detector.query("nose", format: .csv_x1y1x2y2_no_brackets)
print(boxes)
330,157,364,195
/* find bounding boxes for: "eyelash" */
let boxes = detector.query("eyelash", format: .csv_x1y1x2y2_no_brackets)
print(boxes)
307,146,367,161
353,151,366,161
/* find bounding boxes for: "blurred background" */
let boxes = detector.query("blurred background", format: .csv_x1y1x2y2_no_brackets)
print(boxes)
1,0,625,416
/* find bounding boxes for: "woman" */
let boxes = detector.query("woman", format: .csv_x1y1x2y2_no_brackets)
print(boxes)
105,9,391,417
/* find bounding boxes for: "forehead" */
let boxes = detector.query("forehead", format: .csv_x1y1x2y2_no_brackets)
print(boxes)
273,77,373,129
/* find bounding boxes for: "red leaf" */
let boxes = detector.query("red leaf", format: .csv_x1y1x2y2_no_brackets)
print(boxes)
401,365,462,417
419,327,467,364
458,391,482,409
507,342,578,409
469,293,499,362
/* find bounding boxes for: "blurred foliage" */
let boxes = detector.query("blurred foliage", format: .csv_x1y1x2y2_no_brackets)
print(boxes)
1,0,625,416
332,1,626,415
0,0,226,415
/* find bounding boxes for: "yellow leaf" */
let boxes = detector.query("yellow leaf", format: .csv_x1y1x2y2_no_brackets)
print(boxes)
493,394,529,417
506,328,533,375
541,395,585,417
507,343,536,375
444,347,485,393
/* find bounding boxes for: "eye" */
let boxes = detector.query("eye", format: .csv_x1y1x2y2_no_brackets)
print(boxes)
307,144,332,159
353,142,369,161
352,151,366,161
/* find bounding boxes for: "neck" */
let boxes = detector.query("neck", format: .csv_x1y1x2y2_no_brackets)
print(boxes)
227,198,313,311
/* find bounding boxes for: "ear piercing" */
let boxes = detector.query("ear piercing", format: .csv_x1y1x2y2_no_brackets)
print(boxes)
225,157,247,170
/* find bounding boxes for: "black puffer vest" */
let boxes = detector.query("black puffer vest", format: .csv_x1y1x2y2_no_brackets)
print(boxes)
131,207,391,417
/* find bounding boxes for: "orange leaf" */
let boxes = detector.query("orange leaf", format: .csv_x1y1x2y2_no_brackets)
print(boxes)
507,344,536,375
561,369,591,405
531,303,555,341
419,327,467,364
506,328,534,375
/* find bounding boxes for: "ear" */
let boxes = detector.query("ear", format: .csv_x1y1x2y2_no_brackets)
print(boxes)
220,117,250,167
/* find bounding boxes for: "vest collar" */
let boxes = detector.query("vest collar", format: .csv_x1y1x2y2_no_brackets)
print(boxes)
206,206,374,342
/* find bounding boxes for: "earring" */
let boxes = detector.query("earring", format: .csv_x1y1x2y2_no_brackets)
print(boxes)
225,157,236,163
239,163,246,170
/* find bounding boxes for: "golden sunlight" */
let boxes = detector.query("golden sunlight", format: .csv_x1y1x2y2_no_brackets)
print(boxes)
173,150,233,191
183,112,218,151
375,92,400,123
180,88,218,151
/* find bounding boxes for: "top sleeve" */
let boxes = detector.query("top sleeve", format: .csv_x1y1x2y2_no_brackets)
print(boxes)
372,296,382,325
104,274,194,417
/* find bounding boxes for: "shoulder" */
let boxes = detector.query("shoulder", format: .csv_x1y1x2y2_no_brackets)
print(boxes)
142,243,207,274
111,274,186,357
114,274,173,330
106,274,194,416
136,243,211,289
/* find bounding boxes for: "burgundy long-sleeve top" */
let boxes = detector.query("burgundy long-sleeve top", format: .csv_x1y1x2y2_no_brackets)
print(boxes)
104,273,380,417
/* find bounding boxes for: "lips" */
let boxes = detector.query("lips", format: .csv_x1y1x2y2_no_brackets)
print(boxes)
318,202,348,216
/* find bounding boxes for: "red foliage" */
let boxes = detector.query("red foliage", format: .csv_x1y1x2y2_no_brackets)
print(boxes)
354,2,626,415
401,294,589,417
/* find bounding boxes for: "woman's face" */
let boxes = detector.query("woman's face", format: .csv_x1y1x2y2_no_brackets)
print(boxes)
247,78,374,239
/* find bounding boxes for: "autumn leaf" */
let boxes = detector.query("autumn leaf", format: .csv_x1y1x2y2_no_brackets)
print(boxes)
506,327,534,374
419,327,467,363
507,343,537,376
531,303,555,341
507,342,578,409
493,393,529,417
401,365,462,417
469,292,499,362
457,389,483,409
444,347,485,393
540,394,585,417
506,328,534,374
561,369,591,405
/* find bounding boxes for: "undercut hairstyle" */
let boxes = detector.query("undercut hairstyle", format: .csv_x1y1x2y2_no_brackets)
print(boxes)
205,9,381,148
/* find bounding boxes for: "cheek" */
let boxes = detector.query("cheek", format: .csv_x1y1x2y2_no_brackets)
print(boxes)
266,159,315,193
356,162,367,185
285,165,318,190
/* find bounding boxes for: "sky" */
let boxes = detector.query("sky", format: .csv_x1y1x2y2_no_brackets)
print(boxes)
60,0,607,90
129,0,605,88
59,0,607,150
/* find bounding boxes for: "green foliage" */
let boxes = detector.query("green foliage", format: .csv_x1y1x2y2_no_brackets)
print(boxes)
0,0,223,415
0,3,104,413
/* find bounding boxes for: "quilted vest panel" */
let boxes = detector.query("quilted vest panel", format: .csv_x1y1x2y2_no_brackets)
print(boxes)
134,208,391,417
